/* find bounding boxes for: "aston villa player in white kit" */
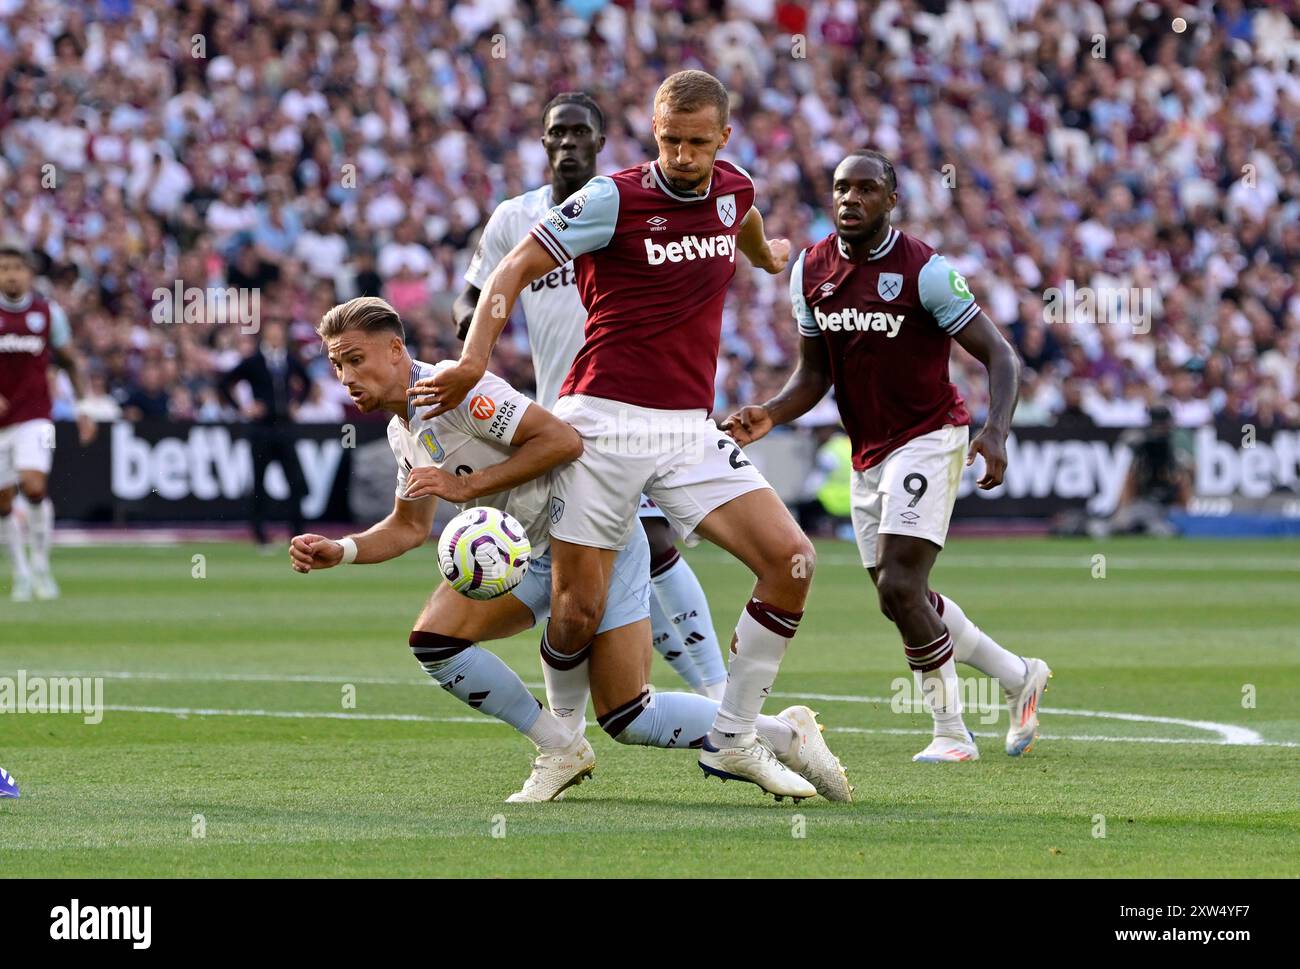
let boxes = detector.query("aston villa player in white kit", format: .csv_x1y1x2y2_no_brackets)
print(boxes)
726,151,1052,763
414,71,849,801
452,93,730,708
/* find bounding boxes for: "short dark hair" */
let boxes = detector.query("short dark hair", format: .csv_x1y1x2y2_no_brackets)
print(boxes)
542,92,604,134
845,149,897,193
317,296,405,341
0,241,31,263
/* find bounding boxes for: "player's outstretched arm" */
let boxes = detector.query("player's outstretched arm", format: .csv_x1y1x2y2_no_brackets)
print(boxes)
723,335,832,446
953,311,1022,490
289,494,435,572
410,237,556,418
736,207,790,275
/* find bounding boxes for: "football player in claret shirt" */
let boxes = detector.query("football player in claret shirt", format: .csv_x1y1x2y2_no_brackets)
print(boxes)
290,297,843,803
0,242,96,602
726,151,1052,764
412,71,850,802
452,92,731,710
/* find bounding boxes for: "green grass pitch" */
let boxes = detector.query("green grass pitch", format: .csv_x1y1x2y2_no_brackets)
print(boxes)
3,537,1298,878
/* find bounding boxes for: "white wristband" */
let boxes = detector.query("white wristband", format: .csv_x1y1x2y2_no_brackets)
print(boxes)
338,537,359,565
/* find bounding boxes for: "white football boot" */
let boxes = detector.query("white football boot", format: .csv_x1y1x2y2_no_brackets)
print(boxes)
699,734,816,801
774,705,853,802
11,573,32,602
912,730,980,763
505,734,596,803
32,569,60,601
1004,658,1052,756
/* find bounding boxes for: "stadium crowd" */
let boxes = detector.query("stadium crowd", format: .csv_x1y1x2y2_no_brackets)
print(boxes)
1,0,1298,431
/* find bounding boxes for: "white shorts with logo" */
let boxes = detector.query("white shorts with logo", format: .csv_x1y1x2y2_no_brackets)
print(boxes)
0,419,55,487
850,424,968,568
550,394,771,550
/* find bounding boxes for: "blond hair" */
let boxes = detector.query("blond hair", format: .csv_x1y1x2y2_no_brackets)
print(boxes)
654,70,730,128
317,296,405,340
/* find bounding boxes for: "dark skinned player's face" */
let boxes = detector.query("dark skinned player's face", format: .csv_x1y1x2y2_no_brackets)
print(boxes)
0,255,32,300
833,156,898,245
542,103,605,183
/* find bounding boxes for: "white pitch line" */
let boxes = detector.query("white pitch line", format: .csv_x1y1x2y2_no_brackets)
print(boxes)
687,550,1300,572
32,704,1299,748
20,668,1291,749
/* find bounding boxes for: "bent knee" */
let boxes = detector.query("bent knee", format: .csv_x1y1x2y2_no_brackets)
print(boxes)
875,570,926,618
758,534,816,590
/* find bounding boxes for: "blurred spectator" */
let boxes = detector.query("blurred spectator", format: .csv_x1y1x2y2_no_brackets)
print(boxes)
0,0,1294,436
218,322,309,547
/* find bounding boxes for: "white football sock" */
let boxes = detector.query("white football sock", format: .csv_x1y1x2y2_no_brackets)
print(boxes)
27,497,53,574
906,629,968,739
933,591,1027,693
708,599,801,747
2,506,31,581
539,624,590,740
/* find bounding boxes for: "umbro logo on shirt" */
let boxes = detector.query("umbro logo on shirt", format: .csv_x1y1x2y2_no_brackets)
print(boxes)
646,216,668,227
813,305,905,336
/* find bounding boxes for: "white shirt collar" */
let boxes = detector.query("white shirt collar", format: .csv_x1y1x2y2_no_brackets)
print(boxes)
837,226,899,261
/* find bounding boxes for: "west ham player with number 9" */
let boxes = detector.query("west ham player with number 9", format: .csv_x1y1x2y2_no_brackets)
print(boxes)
724,151,1052,763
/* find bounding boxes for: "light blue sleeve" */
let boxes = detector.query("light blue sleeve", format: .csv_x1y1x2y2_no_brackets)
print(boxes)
529,175,620,265
789,249,818,338
48,302,71,350
917,253,981,335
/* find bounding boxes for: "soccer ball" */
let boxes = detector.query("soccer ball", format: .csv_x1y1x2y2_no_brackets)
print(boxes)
437,507,531,600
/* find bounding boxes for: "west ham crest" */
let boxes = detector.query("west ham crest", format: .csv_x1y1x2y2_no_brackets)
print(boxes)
25,311,45,333
550,496,565,524
716,193,737,228
877,273,903,302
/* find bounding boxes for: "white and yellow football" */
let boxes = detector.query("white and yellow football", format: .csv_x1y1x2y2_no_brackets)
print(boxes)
436,507,531,600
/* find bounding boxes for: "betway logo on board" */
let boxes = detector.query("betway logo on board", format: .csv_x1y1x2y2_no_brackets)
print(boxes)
110,423,342,517
813,306,905,336
644,234,737,265
956,427,1300,513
